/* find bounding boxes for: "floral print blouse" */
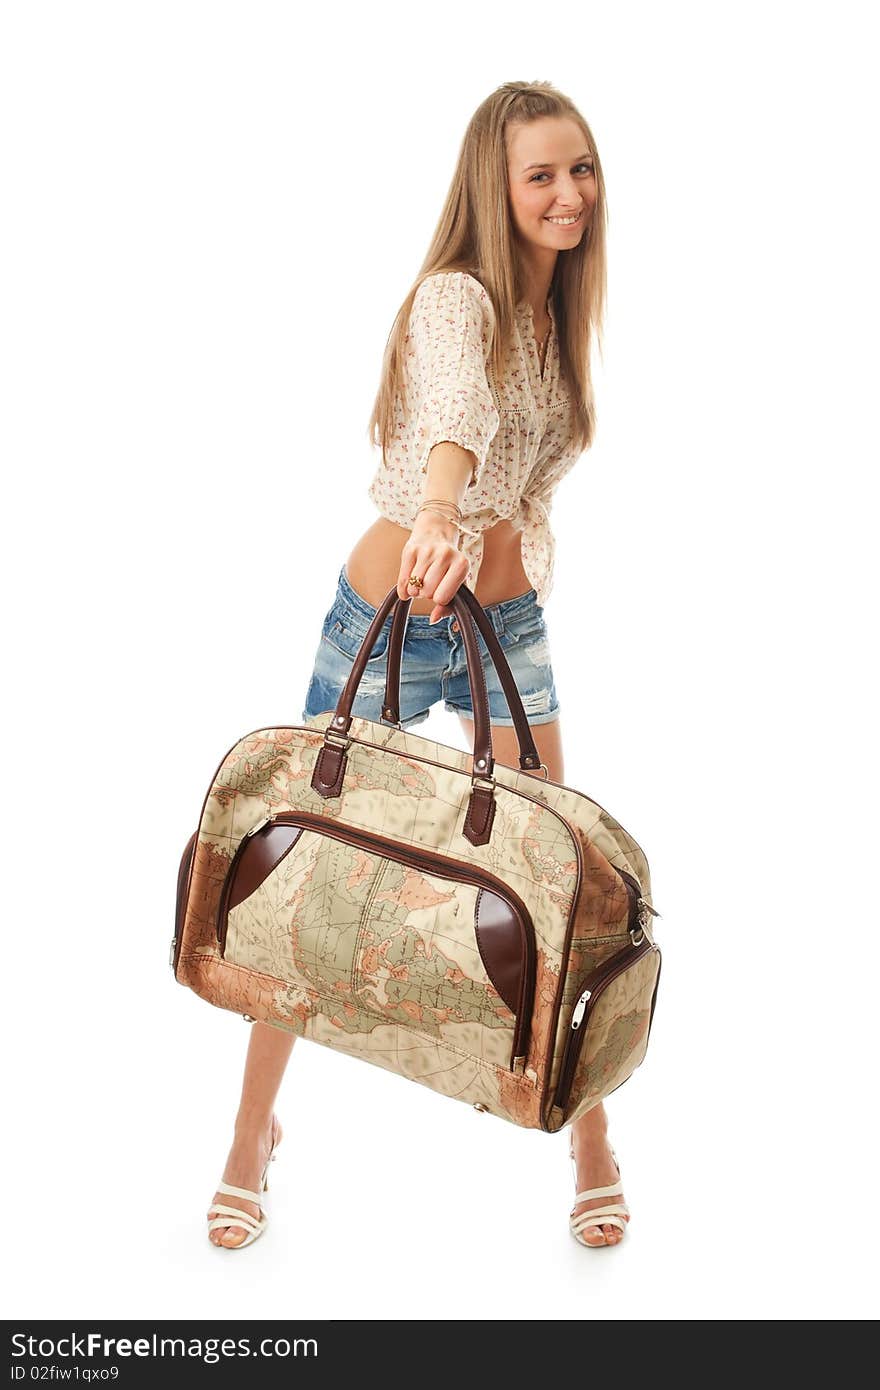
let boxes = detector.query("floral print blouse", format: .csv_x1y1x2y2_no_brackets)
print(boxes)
367,271,581,606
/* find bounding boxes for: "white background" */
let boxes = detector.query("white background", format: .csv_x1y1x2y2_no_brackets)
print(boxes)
2,0,877,1322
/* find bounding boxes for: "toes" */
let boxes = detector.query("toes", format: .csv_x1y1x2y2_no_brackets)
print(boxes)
208,1198,253,1248
576,1218,624,1246
574,1211,608,1246
220,1228,246,1247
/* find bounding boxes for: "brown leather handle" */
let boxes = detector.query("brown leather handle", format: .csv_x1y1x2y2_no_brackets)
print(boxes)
310,584,543,846
381,587,542,774
321,585,493,768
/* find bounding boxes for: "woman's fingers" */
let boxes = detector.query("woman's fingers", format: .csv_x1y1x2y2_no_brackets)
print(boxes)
396,543,457,600
397,542,428,600
427,562,468,622
400,553,448,607
397,542,468,617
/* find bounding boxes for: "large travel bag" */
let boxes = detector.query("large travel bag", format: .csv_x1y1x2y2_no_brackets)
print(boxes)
171,583,662,1132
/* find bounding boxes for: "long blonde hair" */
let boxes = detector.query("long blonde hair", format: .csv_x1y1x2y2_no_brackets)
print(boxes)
368,80,608,460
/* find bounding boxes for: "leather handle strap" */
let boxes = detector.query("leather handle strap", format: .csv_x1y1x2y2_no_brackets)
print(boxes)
382,588,542,773
320,584,491,764
310,584,541,845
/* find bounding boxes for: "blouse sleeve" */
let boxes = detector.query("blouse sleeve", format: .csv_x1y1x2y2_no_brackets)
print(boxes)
405,272,501,490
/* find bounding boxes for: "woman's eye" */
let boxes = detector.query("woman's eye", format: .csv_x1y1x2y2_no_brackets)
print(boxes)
530,163,594,183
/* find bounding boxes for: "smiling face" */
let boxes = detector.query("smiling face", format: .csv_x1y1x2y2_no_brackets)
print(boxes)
505,115,597,253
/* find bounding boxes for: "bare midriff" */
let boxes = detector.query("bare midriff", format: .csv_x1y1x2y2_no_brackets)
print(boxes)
344,517,532,615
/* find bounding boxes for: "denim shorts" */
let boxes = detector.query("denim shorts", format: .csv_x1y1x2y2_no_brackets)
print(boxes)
301,564,561,731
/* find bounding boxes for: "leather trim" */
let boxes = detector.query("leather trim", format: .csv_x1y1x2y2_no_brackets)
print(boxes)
227,825,306,911
464,783,495,846
312,740,346,797
474,888,526,1015
173,830,199,978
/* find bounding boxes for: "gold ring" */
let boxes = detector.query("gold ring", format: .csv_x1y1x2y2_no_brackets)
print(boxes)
408,573,424,589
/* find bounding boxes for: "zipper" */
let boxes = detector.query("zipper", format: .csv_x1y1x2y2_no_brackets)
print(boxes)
617,865,662,934
315,722,645,839
552,874,661,1114
221,717,650,875
318,721,649,862
215,809,537,1069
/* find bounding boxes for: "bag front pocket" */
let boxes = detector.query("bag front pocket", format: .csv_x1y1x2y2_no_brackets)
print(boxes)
217,810,537,1072
553,933,662,1122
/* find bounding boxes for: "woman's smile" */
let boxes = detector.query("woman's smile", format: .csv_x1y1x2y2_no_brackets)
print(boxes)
543,208,584,226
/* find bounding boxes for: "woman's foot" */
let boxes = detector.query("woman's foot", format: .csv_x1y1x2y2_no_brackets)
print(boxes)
207,1113,282,1248
569,1103,630,1247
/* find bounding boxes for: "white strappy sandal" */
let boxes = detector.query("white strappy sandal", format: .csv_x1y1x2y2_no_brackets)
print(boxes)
207,1128,280,1250
568,1138,630,1247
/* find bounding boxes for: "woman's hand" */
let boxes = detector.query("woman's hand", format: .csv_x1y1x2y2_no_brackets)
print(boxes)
397,510,468,624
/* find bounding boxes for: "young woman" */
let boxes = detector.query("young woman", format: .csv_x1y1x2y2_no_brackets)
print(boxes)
206,81,631,1251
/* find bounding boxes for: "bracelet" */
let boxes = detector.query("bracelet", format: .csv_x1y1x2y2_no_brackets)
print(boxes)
418,506,462,524
417,498,462,522
417,500,458,522
416,505,461,530
420,495,462,515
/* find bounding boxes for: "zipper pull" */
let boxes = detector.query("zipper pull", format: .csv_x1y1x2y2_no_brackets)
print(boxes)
638,898,662,925
571,988,592,1030
169,937,177,969
245,813,274,838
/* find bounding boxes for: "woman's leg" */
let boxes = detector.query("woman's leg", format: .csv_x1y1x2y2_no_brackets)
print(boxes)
457,713,629,1247
207,1022,296,1247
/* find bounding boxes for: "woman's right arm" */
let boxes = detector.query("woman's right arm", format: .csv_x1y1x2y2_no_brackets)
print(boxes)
396,273,499,622
396,441,474,623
